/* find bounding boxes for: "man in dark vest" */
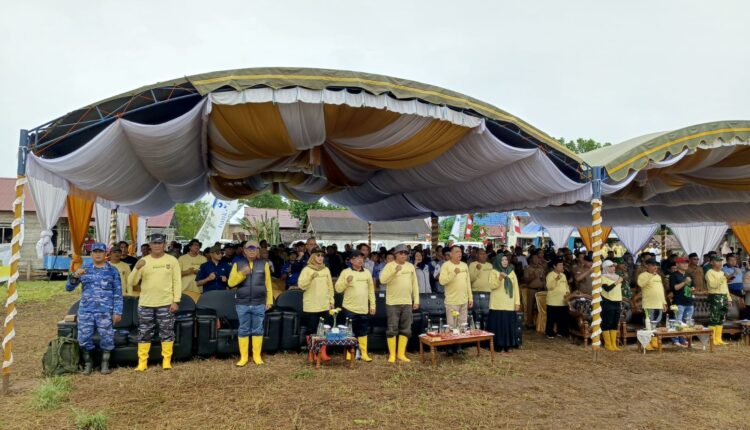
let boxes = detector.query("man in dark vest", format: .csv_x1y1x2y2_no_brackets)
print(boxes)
228,240,272,366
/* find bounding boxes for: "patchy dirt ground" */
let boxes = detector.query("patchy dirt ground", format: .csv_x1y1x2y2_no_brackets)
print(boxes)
1,282,749,429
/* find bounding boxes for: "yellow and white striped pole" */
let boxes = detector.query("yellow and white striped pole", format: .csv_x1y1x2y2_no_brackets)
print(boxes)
431,215,439,250
3,131,28,395
589,198,603,353
589,167,605,358
367,222,372,250
109,209,118,248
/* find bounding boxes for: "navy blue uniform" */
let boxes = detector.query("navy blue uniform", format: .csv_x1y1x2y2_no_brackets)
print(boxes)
66,262,123,351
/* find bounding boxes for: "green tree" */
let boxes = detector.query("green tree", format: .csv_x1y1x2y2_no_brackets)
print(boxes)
556,137,611,154
239,192,289,209
438,216,485,243
289,200,346,223
173,201,209,240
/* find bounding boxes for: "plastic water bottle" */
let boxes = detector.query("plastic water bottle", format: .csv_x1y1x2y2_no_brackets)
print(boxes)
316,317,325,337
426,316,431,333
346,318,353,337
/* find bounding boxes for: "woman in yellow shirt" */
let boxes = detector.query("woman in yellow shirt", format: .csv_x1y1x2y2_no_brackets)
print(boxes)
636,259,666,350
298,247,334,361
601,260,623,351
487,255,521,353
335,250,375,362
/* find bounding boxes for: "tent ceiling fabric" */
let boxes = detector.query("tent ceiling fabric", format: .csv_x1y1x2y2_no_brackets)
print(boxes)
26,68,585,220
23,67,750,227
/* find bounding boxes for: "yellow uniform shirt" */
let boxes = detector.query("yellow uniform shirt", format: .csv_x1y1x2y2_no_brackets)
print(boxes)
469,261,495,293
601,276,622,302
379,262,419,306
298,266,334,312
113,261,134,296
488,270,520,311
335,268,376,315
128,254,181,307
227,260,273,306
178,254,207,294
637,272,666,309
439,261,472,305
545,271,569,306
705,269,732,300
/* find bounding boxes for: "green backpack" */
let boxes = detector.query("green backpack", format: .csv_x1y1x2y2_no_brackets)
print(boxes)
42,337,80,376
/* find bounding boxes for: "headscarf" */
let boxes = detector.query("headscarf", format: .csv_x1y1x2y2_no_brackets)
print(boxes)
498,256,514,298
306,249,326,271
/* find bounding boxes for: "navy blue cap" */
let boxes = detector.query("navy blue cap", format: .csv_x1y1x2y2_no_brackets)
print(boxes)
91,242,107,252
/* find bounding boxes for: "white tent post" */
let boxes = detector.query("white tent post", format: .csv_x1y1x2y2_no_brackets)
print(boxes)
589,167,604,359
3,130,28,395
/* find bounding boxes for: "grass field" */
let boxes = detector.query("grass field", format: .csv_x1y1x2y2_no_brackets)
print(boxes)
1,281,749,429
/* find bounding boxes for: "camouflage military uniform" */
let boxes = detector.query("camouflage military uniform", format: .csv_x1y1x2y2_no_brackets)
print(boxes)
65,263,123,351
708,294,728,327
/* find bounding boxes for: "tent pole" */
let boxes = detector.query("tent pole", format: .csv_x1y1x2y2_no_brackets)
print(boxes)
431,215,439,251
589,167,604,360
367,222,372,250
660,225,667,261
3,130,28,395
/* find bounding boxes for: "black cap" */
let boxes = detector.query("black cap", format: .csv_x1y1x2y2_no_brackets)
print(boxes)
149,233,166,244
350,250,364,259
645,259,659,266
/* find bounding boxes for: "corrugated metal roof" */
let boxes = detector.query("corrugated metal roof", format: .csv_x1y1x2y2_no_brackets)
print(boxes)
146,210,173,228
308,210,429,235
0,178,38,212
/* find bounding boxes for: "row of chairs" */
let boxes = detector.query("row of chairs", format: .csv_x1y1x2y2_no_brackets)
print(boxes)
57,290,508,365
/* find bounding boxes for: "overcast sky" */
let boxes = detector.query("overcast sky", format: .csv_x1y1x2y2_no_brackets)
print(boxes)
1,0,748,177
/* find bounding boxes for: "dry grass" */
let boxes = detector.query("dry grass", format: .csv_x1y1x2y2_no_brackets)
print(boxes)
1,281,749,429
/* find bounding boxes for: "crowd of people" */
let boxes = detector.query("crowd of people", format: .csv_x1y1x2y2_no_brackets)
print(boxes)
64,233,750,374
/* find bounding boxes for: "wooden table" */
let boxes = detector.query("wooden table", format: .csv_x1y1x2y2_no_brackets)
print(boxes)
741,321,750,346
419,331,495,367
652,328,714,354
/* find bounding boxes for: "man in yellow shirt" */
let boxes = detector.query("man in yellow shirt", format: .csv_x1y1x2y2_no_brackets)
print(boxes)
545,258,570,338
705,255,733,345
128,233,182,371
379,245,419,363
109,247,134,297
637,260,666,350
178,239,207,298
439,245,473,355
228,240,273,366
335,250,376,362
469,249,494,293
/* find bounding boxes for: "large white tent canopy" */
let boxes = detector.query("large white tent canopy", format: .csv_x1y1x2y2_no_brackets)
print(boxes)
24,67,586,220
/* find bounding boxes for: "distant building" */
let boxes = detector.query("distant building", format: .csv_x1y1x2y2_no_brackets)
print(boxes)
0,178,173,270
304,209,430,250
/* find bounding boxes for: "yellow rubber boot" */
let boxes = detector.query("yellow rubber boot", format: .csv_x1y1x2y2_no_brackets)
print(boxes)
236,336,249,367
603,331,616,351
387,337,397,363
610,331,622,351
358,336,372,362
161,341,174,370
397,335,411,362
251,336,264,365
713,326,726,345
645,337,658,351
136,343,150,372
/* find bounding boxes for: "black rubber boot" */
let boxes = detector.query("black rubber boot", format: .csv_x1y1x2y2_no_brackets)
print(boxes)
82,350,93,375
100,351,112,375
